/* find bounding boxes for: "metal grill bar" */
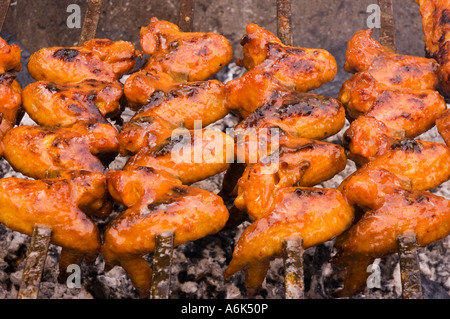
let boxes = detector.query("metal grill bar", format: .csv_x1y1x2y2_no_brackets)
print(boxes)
378,0,423,300
78,0,104,45
276,0,305,299
17,226,52,299
150,0,196,299
178,0,195,33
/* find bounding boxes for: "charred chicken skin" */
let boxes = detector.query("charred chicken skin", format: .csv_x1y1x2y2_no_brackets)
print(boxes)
334,168,450,297
22,80,123,128
124,17,233,109
225,187,354,292
2,122,119,179
28,39,139,84
102,167,229,297
226,23,338,118
416,0,450,97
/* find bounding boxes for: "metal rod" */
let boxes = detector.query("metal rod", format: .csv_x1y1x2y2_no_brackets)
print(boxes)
0,0,10,32
283,236,305,299
378,0,396,52
78,0,104,45
277,0,293,46
178,0,195,32
397,234,423,299
276,0,304,299
151,231,174,299
377,1,422,299
17,226,52,299
148,0,197,299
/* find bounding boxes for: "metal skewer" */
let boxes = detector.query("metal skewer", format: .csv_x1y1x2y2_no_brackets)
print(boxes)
150,0,196,299
0,0,10,33
378,0,396,52
283,236,305,299
277,0,293,47
397,234,423,299
17,226,52,299
151,231,174,299
78,0,104,45
17,0,103,299
178,0,195,33
275,0,305,299
377,0,423,300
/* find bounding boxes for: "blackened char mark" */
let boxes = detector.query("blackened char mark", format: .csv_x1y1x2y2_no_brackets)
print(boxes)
53,49,80,62
390,139,423,153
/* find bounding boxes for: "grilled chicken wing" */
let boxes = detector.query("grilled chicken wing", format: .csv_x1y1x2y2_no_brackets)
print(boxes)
235,90,345,141
343,115,450,167
342,138,450,191
123,18,232,109
344,29,439,90
416,0,450,96
225,187,354,292
22,80,123,127
140,17,232,82
437,109,450,146
0,170,107,257
334,168,450,297
119,80,229,155
339,72,446,137
124,129,234,184
2,122,119,179
28,39,139,83
102,167,229,297
226,23,338,118
234,138,347,220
